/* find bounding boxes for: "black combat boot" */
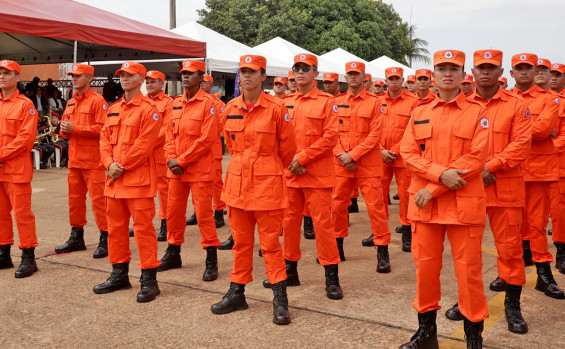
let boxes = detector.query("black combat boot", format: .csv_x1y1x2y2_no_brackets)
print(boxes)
399,310,439,349
535,262,565,299
336,237,346,261
92,230,108,259
555,242,565,274
157,219,167,241
157,244,182,272
0,244,13,269
271,281,291,325
463,317,484,349
395,225,404,234
522,240,533,266
401,225,412,252
324,264,343,300
129,228,134,237
377,245,391,273
303,216,315,240
445,303,464,321
203,246,218,281
362,234,375,247
263,259,300,288
137,268,160,303
219,234,234,250
214,210,225,228
55,227,86,254
505,284,528,333
211,282,248,314
347,198,359,213
186,212,197,225
393,193,399,200
15,247,38,278
93,263,132,294
489,276,507,292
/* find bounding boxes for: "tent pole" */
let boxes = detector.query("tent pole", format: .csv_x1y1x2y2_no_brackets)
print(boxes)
73,40,77,64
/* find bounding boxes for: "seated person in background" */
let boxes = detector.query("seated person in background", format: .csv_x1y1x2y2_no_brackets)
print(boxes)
48,89,66,115
49,112,69,167
33,115,56,169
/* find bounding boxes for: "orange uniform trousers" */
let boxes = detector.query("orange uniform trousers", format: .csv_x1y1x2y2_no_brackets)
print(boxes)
68,168,107,230
229,207,286,285
412,222,489,323
351,181,359,199
156,163,169,220
283,187,341,265
521,182,554,263
332,176,390,245
106,197,159,269
550,179,565,244
212,159,226,211
0,182,37,249
487,207,526,286
166,178,219,248
381,165,411,226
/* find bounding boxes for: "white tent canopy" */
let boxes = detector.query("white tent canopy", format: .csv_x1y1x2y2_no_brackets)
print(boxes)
370,56,415,76
320,48,386,80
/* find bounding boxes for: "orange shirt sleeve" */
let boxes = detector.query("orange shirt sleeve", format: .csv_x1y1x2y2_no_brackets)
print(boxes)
176,99,217,168
349,100,382,162
553,115,565,153
99,118,114,170
121,105,163,170
156,99,172,150
532,95,559,141
277,105,297,168
0,102,38,162
390,99,418,155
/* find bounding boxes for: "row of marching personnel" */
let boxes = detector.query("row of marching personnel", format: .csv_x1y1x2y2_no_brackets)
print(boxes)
0,47,564,349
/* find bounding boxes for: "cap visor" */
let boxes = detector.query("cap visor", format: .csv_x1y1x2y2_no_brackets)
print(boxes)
239,63,262,71
434,58,463,67
386,73,402,79
179,67,200,74
474,59,501,66
116,68,140,76
346,68,364,74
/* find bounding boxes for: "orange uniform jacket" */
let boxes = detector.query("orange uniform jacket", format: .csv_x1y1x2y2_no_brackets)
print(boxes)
100,92,162,198
400,92,489,225
417,91,436,105
148,91,173,170
283,88,338,188
334,88,383,178
61,88,108,169
210,96,226,161
553,93,565,178
0,90,38,183
513,85,560,182
164,88,217,182
222,91,296,210
470,88,531,207
379,89,419,167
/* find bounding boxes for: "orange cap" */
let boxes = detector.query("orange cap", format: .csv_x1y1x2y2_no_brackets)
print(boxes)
274,77,287,84
551,63,565,74
239,55,266,71
322,72,339,82
68,63,94,76
415,69,432,78
434,50,465,67
203,74,213,82
474,49,503,66
365,73,372,82
537,58,551,69
462,74,474,83
374,80,386,87
346,61,365,74
294,53,318,67
288,70,295,80
0,60,21,74
116,61,146,77
385,67,404,78
407,75,416,82
498,77,508,83
511,53,538,67
146,70,165,81
180,60,206,73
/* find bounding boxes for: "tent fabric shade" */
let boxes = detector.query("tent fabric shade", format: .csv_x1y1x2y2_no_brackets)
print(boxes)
370,56,416,77
0,0,206,64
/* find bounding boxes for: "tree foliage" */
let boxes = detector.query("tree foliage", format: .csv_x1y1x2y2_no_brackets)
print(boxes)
198,0,428,64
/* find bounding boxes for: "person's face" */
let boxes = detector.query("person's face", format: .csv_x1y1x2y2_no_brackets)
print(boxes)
145,77,164,95
47,78,53,86
472,63,502,89
386,76,404,92
416,76,431,91
119,72,144,92
0,68,20,91
345,71,364,89
535,65,551,86
181,71,201,90
292,63,318,87
406,81,417,93
71,73,92,91
201,81,214,93
323,80,339,95
273,82,286,95
375,85,384,94
363,80,373,91
499,81,508,89
51,115,59,126
510,63,536,85
35,87,42,96
550,71,565,91
461,82,475,94
239,67,266,91
433,63,465,91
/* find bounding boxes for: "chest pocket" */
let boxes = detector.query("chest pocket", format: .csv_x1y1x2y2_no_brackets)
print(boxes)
452,122,474,160
305,104,325,136
106,116,121,145
123,117,140,145
171,116,181,136
2,112,21,136
358,114,372,133
413,121,432,155
63,105,75,121
337,106,351,132
255,117,276,152
396,111,412,132
493,117,512,153
186,111,204,136
225,115,245,151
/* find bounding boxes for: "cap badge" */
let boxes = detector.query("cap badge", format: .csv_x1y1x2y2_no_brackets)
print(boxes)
299,54,306,60
484,51,492,59
351,63,357,68
244,56,253,64
519,54,527,61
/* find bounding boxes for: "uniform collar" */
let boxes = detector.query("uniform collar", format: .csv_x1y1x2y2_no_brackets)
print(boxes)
430,90,466,110
471,85,508,103
0,89,20,101
73,87,94,101
148,90,166,101
235,90,268,112
119,91,144,106
418,91,435,100
181,87,204,103
513,84,539,98
345,87,368,100
384,88,405,101
295,86,319,100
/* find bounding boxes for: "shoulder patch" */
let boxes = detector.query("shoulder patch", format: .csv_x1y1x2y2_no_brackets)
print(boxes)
555,97,560,106
284,113,291,122
152,113,159,121
479,117,489,129
102,104,108,110
210,107,216,115
332,104,338,113
29,108,36,115
525,109,531,118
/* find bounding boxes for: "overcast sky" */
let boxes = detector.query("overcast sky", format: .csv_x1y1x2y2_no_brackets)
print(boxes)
77,0,565,80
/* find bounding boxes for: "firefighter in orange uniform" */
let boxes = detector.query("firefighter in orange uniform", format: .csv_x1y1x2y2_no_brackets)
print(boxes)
323,72,340,97
55,64,109,258
511,53,563,299
273,77,287,99
333,61,391,272
534,58,552,90
0,60,39,278
145,70,173,241
414,69,436,104
406,75,417,95
364,73,374,93
159,61,220,282
211,55,296,325
444,50,531,334
461,74,476,96
499,77,509,89
374,80,386,96
94,61,162,303
286,70,297,95
399,50,489,348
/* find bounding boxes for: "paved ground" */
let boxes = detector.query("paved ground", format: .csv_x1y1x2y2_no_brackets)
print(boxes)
1,159,564,349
